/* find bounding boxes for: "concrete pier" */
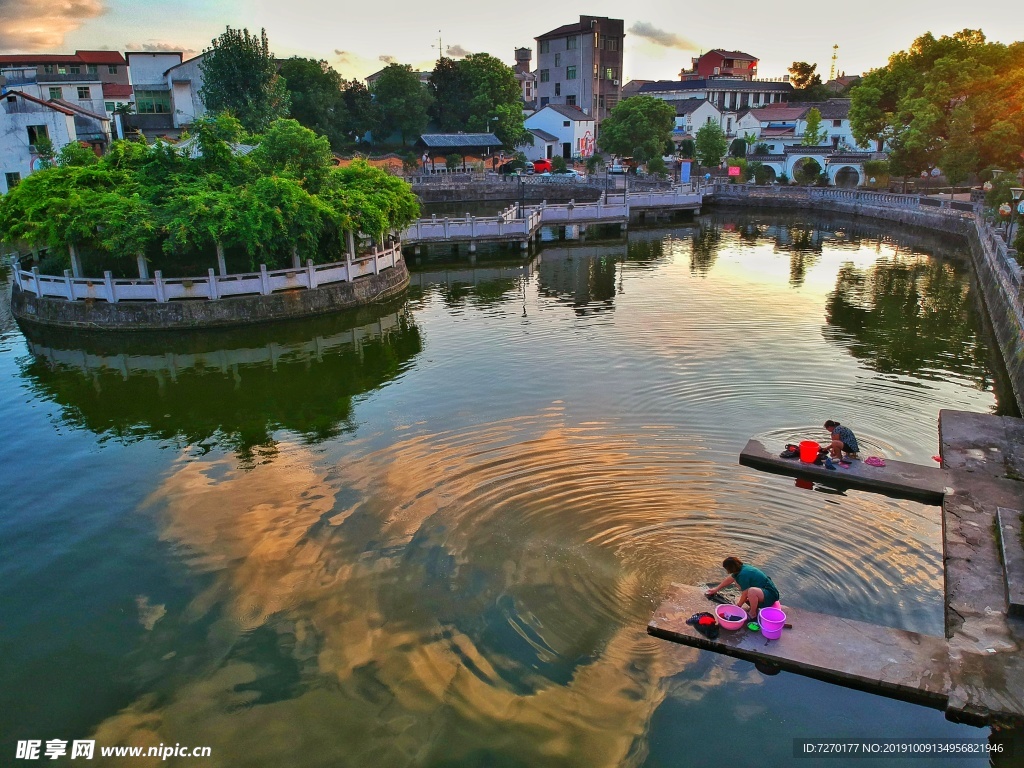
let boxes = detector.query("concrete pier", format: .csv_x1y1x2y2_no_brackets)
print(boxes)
652,410,1024,727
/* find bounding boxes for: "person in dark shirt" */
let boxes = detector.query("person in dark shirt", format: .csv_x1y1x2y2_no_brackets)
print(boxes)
706,556,781,621
824,420,859,460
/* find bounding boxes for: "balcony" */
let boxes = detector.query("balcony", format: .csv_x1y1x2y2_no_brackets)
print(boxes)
35,72,102,84
0,69,38,87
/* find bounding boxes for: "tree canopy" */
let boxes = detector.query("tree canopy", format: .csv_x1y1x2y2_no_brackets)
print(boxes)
371,64,433,145
598,96,675,163
199,27,290,132
802,108,827,146
428,55,529,147
279,57,349,150
788,61,832,101
849,29,1024,178
694,122,728,168
0,116,419,278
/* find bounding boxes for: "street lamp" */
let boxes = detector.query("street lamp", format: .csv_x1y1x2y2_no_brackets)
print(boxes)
1009,187,1024,244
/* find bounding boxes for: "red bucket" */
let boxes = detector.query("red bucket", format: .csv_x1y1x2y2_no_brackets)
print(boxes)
799,441,820,463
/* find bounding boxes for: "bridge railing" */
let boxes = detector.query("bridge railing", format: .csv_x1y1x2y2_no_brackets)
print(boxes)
13,243,403,303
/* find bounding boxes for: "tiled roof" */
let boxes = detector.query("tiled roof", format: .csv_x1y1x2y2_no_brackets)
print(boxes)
102,83,133,98
418,133,503,148
51,99,109,121
638,79,793,94
707,49,757,61
673,99,715,116
541,103,593,121
529,128,558,142
0,50,124,65
75,51,126,65
761,127,796,137
537,21,588,39
2,90,76,115
746,106,807,122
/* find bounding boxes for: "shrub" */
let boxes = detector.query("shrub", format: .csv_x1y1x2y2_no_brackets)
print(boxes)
678,139,695,159
729,138,748,158
778,173,790,185
754,142,771,155
445,154,462,171
551,156,568,173
585,155,604,174
647,156,667,176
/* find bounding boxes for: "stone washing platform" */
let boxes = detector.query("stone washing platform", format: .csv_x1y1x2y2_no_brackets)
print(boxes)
738,439,949,503
648,585,950,709
652,411,1024,726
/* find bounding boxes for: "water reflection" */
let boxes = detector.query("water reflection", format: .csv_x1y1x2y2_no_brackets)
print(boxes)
537,244,620,314
18,300,422,460
825,255,994,387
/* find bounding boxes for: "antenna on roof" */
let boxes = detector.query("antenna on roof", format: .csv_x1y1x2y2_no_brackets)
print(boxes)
829,44,839,81
432,30,449,59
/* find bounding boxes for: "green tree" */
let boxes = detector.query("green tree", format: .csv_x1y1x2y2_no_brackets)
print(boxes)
429,56,471,132
459,54,529,146
802,107,827,146
251,118,333,193
678,139,696,159
371,64,433,145
340,80,379,143
598,96,675,162
200,27,290,133
729,137,747,157
694,122,728,167
55,142,99,167
789,61,821,90
794,157,823,185
279,57,349,150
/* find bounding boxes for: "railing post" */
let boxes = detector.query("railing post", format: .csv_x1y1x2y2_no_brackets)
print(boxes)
104,270,117,303
12,262,23,290
443,217,450,239
63,269,74,300
154,270,167,303
307,259,318,289
208,268,219,300
31,266,41,297
259,264,270,295
470,214,476,237
372,250,380,275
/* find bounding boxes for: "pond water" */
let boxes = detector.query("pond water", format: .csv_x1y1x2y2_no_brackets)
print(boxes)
0,212,1012,767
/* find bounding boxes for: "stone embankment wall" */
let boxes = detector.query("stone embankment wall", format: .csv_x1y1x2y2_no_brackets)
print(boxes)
11,260,410,331
707,187,1024,414
414,182,602,204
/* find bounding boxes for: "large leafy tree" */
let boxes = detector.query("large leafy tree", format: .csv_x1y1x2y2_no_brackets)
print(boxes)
850,30,1024,178
694,121,729,168
0,117,419,277
789,61,821,90
199,27,290,132
340,80,379,142
429,57,471,131
428,54,528,146
279,57,349,150
599,96,675,163
371,64,433,145
802,108,827,146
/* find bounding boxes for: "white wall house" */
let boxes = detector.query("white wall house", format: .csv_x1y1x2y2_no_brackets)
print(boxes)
523,104,596,159
671,99,722,138
125,51,208,134
736,99,869,154
1,91,78,194
522,128,559,161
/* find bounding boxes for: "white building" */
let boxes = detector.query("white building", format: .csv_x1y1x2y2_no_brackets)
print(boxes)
671,99,723,139
523,104,596,160
125,51,208,135
522,128,559,162
0,90,110,194
736,99,867,154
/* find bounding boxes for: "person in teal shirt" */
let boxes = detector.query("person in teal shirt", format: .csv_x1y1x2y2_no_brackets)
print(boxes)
706,556,781,621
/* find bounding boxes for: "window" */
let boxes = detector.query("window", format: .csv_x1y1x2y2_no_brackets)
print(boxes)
540,96,549,106
539,69,549,83
43,64,54,74
603,37,619,51
554,53,560,67
105,101,116,111
832,119,842,127
77,86,91,100
599,95,605,108
5,172,21,190
69,65,81,74
49,87,62,100
566,66,576,80
562,120,570,127
108,65,119,74
135,89,171,114
554,83,560,96
567,36,577,50
27,125,49,149
58,65,67,74
604,68,615,80
539,40,550,54
565,95,576,106
87,64,98,74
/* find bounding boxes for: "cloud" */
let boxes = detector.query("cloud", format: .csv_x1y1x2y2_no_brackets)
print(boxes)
334,49,350,61
378,54,395,64
627,22,698,50
125,40,198,59
446,44,471,58
0,0,105,52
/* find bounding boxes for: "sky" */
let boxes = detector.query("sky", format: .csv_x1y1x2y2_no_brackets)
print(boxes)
2,0,1023,83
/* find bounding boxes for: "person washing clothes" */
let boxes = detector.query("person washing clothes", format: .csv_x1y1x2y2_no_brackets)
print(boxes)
705,557,781,621
824,420,859,461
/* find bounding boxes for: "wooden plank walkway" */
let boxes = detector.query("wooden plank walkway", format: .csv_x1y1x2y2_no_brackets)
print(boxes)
648,585,950,709
738,438,949,504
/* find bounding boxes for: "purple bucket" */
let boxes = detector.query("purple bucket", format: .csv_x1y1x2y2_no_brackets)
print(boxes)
759,606,786,640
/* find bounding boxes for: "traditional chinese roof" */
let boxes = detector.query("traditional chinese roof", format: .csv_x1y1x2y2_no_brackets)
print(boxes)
417,133,503,149
706,49,757,61
673,99,716,116
743,106,806,122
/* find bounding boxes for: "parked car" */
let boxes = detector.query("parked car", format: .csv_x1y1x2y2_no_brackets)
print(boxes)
532,159,552,173
608,164,626,175
555,169,586,180
498,160,526,175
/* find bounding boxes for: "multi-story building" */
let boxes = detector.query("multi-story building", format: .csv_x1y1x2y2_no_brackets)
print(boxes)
0,90,110,194
680,50,758,81
512,48,537,109
0,50,131,118
534,15,623,130
125,51,208,135
523,104,596,160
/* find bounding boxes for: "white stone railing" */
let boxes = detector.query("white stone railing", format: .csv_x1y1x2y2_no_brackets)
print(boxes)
402,204,538,241
536,199,629,224
13,242,403,303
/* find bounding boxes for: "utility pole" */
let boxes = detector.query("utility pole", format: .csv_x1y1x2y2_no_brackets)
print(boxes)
829,44,839,82
432,31,448,60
